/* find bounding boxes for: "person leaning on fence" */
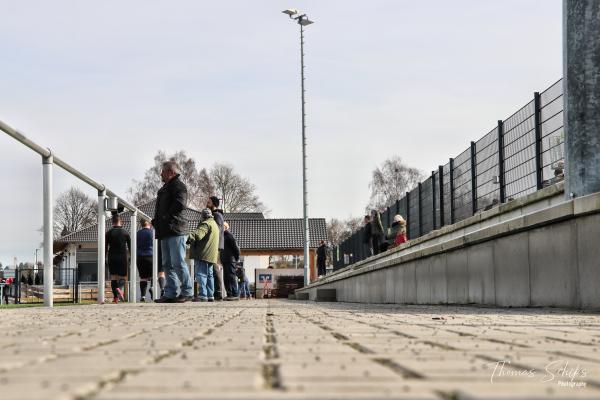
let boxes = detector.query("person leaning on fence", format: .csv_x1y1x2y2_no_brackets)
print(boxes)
105,214,130,304
380,214,407,252
370,209,384,255
153,161,193,303
187,208,219,302
136,218,154,302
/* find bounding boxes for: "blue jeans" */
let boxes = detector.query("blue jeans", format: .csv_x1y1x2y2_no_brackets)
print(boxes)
194,260,214,300
161,235,193,298
239,281,250,298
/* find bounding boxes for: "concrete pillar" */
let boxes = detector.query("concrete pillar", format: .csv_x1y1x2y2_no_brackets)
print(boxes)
563,0,600,199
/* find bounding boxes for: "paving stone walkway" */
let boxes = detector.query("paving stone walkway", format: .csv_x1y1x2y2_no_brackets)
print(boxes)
1,300,600,399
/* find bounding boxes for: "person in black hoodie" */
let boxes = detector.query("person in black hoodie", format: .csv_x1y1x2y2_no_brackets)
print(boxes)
207,196,227,300
221,222,240,300
105,215,130,303
152,161,193,303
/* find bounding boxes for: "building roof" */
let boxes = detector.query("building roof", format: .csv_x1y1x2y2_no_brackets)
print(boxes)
56,199,326,250
136,200,265,221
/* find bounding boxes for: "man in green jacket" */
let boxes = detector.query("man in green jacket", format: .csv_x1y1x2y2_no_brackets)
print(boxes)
188,209,220,302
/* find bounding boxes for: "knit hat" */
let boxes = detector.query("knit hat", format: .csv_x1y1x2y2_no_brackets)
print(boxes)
393,214,406,224
209,196,220,207
201,208,213,220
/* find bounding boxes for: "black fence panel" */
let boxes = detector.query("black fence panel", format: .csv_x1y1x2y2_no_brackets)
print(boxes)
539,79,564,185
442,162,452,226
420,177,434,235
398,197,408,220
408,188,420,239
503,99,537,199
335,79,565,268
433,170,441,229
452,148,473,222
475,126,500,211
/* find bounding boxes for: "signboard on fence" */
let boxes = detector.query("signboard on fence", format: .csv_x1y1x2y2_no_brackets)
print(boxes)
258,274,272,284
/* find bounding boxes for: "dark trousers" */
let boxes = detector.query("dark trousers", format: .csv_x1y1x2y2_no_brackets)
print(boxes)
372,234,382,255
317,258,326,276
223,262,239,297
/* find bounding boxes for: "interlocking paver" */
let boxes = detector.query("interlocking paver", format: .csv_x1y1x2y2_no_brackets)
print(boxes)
1,300,600,399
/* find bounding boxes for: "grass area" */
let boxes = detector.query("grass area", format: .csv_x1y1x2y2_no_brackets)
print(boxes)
0,300,97,309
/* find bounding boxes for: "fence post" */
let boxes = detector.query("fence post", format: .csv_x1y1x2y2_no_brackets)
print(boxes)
438,165,445,227
449,158,455,224
405,191,411,239
498,120,506,203
15,267,20,304
470,141,477,215
431,171,437,230
129,210,137,303
534,91,543,190
152,232,158,302
97,189,106,304
417,183,423,237
42,151,54,308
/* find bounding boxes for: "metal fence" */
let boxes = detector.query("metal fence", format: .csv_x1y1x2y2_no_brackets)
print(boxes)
333,79,565,270
2,268,78,304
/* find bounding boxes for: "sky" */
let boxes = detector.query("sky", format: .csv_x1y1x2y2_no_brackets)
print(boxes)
0,0,563,266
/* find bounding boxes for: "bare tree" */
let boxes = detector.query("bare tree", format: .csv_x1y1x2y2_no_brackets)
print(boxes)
327,216,363,246
128,150,215,211
209,163,266,213
54,187,97,238
368,156,424,211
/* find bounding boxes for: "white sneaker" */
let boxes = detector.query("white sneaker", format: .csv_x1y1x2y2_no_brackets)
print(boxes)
140,296,146,302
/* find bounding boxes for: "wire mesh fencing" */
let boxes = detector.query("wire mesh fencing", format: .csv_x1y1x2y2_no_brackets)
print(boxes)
334,79,565,270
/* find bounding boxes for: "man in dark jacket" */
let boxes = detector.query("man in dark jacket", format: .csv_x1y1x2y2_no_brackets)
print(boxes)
221,222,240,300
363,215,373,256
207,195,227,300
152,161,193,303
317,240,327,277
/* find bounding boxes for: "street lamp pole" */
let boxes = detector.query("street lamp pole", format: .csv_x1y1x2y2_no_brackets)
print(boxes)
283,9,314,286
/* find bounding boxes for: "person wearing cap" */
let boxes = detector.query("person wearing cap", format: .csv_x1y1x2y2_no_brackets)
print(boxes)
187,208,219,301
153,161,193,303
206,195,228,300
382,214,407,252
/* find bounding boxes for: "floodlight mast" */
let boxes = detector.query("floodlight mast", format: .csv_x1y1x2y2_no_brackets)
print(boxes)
282,9,314,286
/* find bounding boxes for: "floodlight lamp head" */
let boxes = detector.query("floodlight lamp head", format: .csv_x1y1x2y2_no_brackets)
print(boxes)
282,9,298,17
299,17,314,26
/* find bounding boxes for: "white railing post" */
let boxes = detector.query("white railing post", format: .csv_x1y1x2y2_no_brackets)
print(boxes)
97,189,106,304
42,151,54,307
152,232,158,301
130,211,137,303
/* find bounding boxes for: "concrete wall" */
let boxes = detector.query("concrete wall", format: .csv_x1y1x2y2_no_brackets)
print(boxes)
298,187,600,310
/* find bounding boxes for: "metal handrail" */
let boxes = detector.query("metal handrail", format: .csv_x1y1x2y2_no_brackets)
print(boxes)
1,118,157,306
0,119,149,218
